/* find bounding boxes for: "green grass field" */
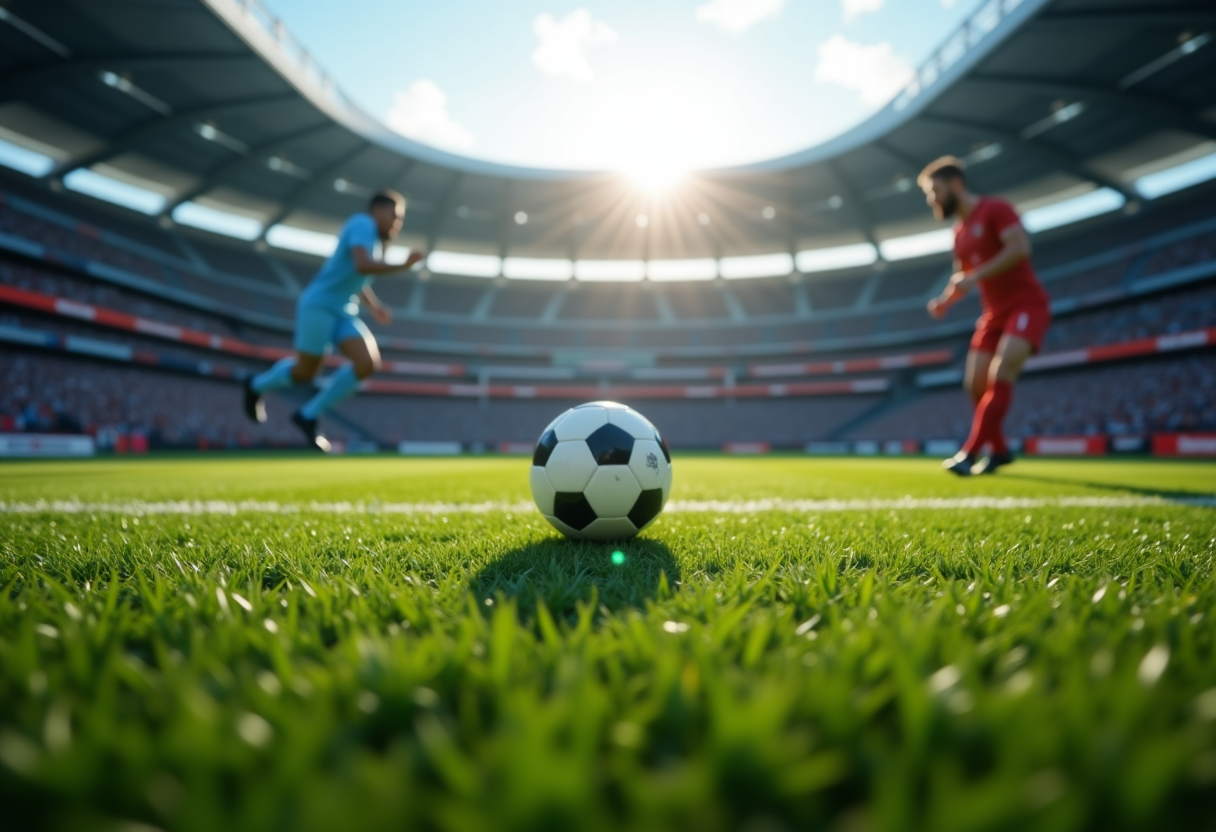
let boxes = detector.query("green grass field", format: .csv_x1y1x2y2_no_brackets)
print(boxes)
2,456,1215,831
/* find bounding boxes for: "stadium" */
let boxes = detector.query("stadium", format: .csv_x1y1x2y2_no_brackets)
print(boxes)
1,0,1215,828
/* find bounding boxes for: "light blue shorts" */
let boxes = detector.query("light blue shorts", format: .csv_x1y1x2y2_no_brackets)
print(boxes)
293,302,372,356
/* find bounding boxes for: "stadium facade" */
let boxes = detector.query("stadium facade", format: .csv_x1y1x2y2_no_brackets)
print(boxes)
0,0,1214,453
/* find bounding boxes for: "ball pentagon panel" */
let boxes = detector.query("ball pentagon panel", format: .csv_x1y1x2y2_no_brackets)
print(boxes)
628,489,665,531
585,423,634,465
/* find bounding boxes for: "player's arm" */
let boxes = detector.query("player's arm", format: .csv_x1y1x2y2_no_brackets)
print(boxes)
957,225,1031,289
928,259,967,318
351,246,426,276
359,286,392,325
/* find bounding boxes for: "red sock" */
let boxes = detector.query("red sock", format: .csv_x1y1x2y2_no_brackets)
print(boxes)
963,380,1013,456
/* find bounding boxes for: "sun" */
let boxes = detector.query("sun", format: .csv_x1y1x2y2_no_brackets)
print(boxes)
622,160,686,195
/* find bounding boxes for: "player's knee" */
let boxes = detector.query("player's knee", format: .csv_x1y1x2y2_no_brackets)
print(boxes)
353,357,378,379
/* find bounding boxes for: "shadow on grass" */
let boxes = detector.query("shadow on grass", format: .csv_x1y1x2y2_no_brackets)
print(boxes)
1001,471,1216,501
470,536,680,622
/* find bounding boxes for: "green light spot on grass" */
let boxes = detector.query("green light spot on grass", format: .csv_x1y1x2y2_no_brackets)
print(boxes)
611,551,626,566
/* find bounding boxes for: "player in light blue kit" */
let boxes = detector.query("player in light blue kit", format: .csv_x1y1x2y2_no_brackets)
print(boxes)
243,189,424,451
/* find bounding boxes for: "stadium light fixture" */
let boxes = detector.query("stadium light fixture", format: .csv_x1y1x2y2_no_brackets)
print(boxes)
879,229,954,261
98,71,172,116
1135,151,1216,200
63,169,167,215
1021,188,1125,233
172,202,264,240
333,178,371,197
193,123,249,154
1021,102,1085,141
719,253,795,280
795,243,878,274
428,251,502,278
575,260,646,282
267,156,310,179
0,136,55,177
1119,31,1212,91
646,259,718,281
964,143,1003,165
265,224,338,257
503,257,574,281
514,211,528,225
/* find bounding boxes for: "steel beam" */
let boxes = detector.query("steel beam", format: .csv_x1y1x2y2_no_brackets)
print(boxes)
916,113,1139,201
54,93,302,175
0,54,264,104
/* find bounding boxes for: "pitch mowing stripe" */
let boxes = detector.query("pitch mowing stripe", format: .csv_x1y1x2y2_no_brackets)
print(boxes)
0,495,1213,516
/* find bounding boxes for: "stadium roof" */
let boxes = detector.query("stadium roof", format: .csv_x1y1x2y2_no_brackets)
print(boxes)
1,0,1215,271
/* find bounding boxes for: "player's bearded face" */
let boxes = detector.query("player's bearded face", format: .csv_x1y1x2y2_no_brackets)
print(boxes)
926,179,958,220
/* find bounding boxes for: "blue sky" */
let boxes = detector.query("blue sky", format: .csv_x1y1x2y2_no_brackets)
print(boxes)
265,0,974,171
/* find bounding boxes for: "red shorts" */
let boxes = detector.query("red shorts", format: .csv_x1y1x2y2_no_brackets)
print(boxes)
971,301,1051,354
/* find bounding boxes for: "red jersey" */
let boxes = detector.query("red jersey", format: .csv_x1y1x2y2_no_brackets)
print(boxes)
954,197,1048,313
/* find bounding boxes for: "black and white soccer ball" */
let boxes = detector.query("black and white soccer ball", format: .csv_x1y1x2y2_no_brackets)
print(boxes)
530,401,673,541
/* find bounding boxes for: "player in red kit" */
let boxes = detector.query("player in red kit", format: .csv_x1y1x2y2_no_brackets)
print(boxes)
920,156,1051,476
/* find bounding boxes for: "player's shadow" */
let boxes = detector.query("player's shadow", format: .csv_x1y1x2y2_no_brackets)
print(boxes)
1002,471,1215,501
469,537,680,622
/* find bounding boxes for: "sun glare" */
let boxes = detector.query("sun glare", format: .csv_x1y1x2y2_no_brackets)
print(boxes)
623,161,686,194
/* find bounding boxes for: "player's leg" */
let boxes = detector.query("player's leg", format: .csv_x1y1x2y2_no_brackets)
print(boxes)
964,349,993,405
243,305,330,422
943,330,998,475
293,318,377,452
970,333,1034,474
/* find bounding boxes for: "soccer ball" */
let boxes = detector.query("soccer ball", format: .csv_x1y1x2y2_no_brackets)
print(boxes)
530,401,673,541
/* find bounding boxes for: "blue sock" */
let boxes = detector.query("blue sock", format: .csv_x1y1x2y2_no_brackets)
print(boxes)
251,357,297,394
300,364,359,420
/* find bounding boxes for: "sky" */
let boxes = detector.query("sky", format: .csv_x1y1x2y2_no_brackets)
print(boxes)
263,0,975,172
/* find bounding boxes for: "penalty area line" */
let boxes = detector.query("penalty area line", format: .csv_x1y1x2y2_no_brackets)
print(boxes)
0,495,1213,515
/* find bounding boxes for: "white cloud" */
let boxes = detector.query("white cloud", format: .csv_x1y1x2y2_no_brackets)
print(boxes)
842,0,884,23
385,80,474,150
813,35,914,106
532,9,617,81
695,0,785,35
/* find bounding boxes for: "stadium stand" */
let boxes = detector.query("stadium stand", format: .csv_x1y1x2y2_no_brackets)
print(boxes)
1,0,1214,454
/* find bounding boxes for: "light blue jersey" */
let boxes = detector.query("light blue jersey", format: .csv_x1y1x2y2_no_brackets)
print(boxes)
298,213,380,312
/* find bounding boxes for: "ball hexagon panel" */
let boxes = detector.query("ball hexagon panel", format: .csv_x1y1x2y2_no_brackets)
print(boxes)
553,492,598,531
532,428,558,466
607,408,658,440
583,465,642,518
580,517,640,541
585,423,634,465
553,406,609,441
628,489,664,530
529,466,555,515
544,441,598,491
627,439,671,493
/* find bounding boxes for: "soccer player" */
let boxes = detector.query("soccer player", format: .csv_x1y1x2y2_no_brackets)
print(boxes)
243,189,424,452
920,156,1051,476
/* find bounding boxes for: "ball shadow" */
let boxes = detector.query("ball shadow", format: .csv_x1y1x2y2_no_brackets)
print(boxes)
469,536,681,622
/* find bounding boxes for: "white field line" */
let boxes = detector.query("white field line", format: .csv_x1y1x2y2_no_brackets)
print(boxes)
0,495,1213,516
